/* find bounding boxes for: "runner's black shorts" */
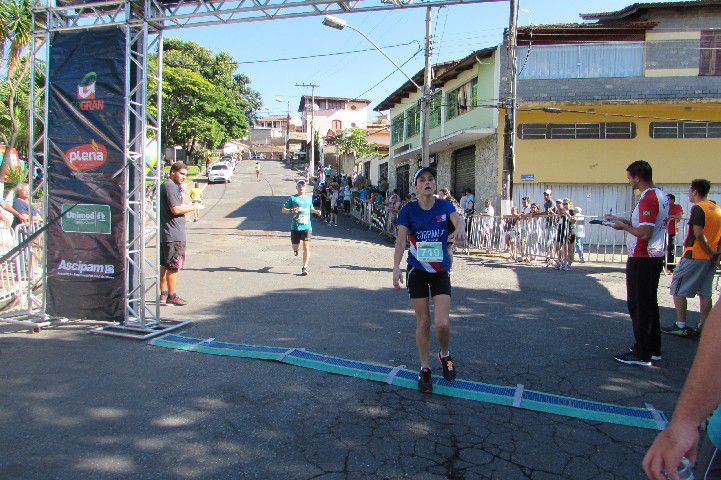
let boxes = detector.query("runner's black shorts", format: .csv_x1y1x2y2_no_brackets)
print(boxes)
332,206,338,214
160,241,186,270
291,229,311,244
406,267,451,299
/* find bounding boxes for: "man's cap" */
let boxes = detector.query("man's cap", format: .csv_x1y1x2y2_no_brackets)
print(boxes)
413,167,437,185
296,179,306,187
555,199,562,203
544,189,552,195
575,206,583,213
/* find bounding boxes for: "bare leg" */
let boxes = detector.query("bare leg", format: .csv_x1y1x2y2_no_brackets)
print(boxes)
166,268,179,295
700,296,713,328
433,294,451,355
412,298,432,369
302,240,310,269
160,266,168,292
673,295,688,325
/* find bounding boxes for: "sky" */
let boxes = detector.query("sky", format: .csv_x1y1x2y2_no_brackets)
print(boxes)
168,0,668,119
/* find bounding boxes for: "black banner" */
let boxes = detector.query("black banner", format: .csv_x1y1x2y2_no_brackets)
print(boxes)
46,28,126,321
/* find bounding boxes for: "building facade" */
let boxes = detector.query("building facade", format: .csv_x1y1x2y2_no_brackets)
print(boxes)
376,48,500,202
501,0,721,217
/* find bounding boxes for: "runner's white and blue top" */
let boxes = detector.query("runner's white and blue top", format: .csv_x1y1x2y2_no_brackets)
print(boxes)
397,199,456,273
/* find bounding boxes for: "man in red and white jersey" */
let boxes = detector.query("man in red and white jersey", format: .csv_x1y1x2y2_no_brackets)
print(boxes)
606,160,669,366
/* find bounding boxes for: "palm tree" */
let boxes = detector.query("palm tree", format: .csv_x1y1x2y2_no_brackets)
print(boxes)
0,0,34,181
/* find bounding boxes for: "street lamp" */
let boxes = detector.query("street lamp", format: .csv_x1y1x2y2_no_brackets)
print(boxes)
322,15,421,91
275,96,290,161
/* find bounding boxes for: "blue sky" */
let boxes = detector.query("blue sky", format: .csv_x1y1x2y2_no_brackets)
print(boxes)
169,0,667,118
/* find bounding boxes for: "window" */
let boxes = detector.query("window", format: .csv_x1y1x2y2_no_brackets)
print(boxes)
351,105,357,111
700,30,721,76
351,122,356,128
379,162,388,182
391,115,404,144
429,91,442,128
650,121,721,139
332,120,342,130
406,104,421,138
447,78,478,120
517,42,643,80
518,122,636,139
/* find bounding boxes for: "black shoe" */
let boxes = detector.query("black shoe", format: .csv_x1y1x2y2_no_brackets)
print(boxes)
294,250,298,257
301,267,308,276
166,294,188,306
417,368,432,394
438,352,457,381
613,351,651,366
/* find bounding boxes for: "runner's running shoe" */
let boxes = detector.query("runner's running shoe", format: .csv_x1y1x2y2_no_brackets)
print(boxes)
417,368,432,394
661,324,692,337
438,353,457,381
166,294,188,306
302,267,308,276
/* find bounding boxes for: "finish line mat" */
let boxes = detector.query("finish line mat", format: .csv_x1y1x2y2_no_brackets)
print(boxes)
150,334,667,431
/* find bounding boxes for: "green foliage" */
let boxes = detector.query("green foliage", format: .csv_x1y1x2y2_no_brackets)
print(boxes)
161,39,260,155
4,165,26,188
333,128,377,160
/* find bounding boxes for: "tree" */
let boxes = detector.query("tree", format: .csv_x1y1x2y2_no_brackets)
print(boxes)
161,39,260,161
332,127,377,176
0,0,34,180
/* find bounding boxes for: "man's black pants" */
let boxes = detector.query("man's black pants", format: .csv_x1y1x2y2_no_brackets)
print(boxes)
666,234,676,270
626,257,664,361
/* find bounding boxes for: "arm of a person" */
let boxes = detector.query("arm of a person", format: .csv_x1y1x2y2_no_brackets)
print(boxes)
643,301,721,480
692,225,715,259
448,212,464,242
281,197,295,214
393,225,408,289
2,201,21,218
169,204,199,215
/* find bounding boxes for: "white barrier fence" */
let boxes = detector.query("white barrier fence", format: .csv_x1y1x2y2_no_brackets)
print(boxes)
0,223,43,308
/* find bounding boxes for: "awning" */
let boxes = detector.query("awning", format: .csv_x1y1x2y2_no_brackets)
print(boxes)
392,128,495,162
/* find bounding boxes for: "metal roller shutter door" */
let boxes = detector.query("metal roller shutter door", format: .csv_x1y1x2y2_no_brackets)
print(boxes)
452,147,475,200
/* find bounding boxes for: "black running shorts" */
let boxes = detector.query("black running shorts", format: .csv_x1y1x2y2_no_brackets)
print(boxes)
406,267,451,299
160,241,186,270
291,229,311,244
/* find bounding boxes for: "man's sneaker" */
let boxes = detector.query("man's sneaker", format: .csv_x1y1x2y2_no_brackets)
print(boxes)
166,294,188,306
612,351,652,366
301,267,308,276
159,291,169,305
651,355,662,362
417,368,432,394
438,353,457,381
661,324,691,337
294,250,298,257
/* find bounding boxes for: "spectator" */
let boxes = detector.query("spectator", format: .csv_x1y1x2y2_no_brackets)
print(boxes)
329,186,339,227
607,160,669,366
10,183,41,229
666,193,684,274
159,162,201,306
504,206,520,260
189,183,203,222
520,196,532,215
343,185,351,214
526,203,543,260
323,164,332,178
359,185,369,219
662,179,721,338
460,188,475,211
464,199,476,245
554,199,573,271
571,206,586,264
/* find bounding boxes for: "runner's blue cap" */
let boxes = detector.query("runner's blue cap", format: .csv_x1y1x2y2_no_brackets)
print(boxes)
296,179,306,187
413,167,437,185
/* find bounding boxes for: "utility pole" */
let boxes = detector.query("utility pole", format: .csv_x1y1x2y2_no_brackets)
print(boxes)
296,82,319,177
285,101,290,161
421,7,433,169
502,0,519,203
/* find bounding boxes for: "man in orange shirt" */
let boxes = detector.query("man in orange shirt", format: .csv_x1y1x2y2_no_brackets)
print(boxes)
663,179,721,338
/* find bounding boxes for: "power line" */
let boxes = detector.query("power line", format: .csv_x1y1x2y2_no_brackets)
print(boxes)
350,46,424,102
224,41,421,65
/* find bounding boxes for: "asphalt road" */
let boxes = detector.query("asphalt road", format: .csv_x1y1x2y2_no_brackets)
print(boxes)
0,159,704,479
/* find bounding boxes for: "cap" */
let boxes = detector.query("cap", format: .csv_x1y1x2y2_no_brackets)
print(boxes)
555,199,562,203
575,206,582,213
544,189,552,195
296,179,306,187
413,166,437,185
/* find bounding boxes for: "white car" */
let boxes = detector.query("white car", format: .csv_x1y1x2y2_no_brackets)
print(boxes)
207,163,233,183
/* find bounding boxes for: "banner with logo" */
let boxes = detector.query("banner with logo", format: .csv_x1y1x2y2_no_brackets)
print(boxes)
46,28,126,321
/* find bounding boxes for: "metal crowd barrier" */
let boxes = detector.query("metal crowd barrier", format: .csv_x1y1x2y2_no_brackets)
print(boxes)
0,223,44,311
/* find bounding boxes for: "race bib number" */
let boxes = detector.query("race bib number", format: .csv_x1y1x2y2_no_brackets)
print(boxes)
416,242,444,262
296,213,309,224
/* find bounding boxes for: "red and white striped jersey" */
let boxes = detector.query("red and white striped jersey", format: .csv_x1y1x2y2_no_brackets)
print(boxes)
626,187,669,258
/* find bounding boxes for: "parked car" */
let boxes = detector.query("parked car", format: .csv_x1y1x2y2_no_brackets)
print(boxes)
207,163,233,183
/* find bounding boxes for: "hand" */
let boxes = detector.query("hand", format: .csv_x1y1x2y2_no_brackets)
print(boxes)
19,213,29,224
642,420,699,480
393,267,403,290
610,220,627,231
447,231,458,244
292,207,300,214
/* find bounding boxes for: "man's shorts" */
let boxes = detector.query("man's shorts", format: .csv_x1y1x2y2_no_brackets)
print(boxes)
406,267,451,299
695,433,721,479
161,241,186,270
290,229,311,244
670,257,716,298
332,206,338,214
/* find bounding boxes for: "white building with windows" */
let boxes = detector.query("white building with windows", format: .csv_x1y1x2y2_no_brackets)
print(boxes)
298,96,370,142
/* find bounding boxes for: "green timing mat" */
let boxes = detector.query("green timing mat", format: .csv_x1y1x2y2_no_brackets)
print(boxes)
150,334,667,431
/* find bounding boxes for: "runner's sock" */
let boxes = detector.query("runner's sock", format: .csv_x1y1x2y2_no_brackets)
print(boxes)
440,351,450,359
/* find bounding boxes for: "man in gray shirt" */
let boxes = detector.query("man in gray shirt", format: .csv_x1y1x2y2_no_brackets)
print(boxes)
160,162,201,306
